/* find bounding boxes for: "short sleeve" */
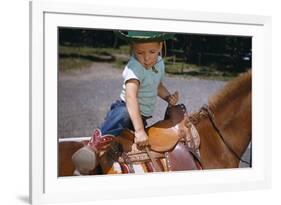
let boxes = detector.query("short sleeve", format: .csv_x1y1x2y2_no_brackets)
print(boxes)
122,57,144,83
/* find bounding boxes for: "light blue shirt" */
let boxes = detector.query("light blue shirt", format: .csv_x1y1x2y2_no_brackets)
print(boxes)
120,56,165,117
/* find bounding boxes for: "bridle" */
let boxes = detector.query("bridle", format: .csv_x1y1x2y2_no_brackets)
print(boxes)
200,105,251,166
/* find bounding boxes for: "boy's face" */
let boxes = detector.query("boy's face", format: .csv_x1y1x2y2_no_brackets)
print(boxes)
132,42,162,69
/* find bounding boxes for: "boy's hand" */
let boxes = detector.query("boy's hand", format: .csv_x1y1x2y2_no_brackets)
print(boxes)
134,130,149,148
167,91,179,106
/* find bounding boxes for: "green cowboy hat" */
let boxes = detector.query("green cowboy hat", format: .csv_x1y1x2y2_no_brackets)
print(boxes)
114,30,175,43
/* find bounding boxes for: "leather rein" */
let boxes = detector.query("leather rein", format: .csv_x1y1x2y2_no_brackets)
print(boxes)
200,105,251,166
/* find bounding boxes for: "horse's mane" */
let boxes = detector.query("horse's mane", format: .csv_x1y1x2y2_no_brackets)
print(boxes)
208,70,252,112
189,70,252,124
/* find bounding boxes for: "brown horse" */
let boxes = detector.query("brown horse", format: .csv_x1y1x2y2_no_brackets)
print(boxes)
58,71,251,176
193,71,252,169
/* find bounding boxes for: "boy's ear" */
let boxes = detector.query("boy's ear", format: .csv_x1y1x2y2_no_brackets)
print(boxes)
159,42,164,56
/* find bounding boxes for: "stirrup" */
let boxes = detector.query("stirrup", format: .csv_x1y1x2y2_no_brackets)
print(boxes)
72,146,97,175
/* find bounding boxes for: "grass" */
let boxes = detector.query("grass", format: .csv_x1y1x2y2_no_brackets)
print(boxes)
165,61,238,80
59,58,93,71
58,45,130,72
58,45,238,80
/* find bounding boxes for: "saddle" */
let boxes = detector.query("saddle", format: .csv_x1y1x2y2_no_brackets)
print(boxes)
100,104,202,173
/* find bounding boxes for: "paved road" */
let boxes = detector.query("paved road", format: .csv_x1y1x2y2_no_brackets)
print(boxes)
58,62,251,168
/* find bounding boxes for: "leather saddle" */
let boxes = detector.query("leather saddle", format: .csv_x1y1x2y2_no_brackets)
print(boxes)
102,104,202,173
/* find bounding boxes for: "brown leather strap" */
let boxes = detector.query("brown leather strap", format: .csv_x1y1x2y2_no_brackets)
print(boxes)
120,153,135,173
124,150,164,163
145,147,162,172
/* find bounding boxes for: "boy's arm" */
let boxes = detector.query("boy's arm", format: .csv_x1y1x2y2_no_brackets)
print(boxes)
125,79,149,147
158,82,179,105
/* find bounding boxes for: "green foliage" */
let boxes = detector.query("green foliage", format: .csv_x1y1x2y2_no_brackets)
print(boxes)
59,28,251,78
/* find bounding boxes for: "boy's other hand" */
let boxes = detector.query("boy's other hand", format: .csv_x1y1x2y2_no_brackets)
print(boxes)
167,91,179,106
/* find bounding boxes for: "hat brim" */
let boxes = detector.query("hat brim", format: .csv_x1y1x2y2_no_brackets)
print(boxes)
114,31,175,43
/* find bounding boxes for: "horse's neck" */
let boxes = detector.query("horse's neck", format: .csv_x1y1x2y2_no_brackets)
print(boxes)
212,97,251,159
208,73,252,158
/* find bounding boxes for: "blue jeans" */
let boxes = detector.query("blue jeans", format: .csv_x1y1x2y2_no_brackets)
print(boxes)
99,100,147,136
